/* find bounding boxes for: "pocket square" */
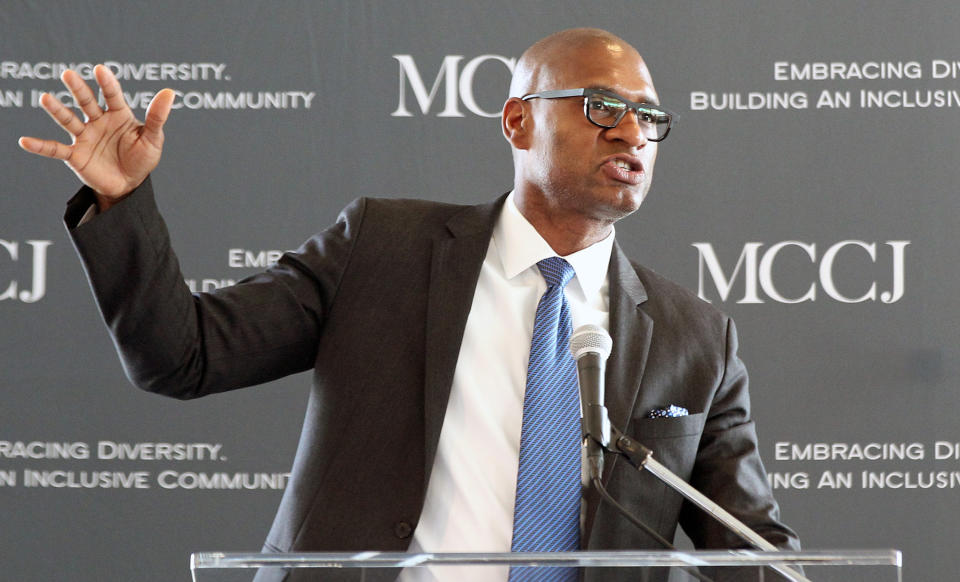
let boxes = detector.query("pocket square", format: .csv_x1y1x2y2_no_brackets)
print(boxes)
645,405,689,419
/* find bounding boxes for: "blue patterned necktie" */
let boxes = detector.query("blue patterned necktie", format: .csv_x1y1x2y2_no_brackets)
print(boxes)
509,257,580,582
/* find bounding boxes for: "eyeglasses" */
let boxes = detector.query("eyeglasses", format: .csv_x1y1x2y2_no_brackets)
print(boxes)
521,88,676,142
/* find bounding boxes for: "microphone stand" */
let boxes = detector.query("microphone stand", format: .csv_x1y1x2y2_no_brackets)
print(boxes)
601,427,812,582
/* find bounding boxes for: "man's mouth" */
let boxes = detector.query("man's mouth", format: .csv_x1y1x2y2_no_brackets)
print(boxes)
601,156,645,185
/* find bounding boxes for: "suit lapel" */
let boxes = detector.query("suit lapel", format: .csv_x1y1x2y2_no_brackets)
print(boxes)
583,242,654,545
422,196,506,482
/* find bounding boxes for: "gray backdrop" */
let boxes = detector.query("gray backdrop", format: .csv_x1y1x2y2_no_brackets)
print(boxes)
2,1,957,580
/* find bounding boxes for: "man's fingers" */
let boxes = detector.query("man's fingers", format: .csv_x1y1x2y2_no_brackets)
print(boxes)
39,92,85,137
142,88,175,146
94,64,130,114
61,69,104,122
18,136,72,161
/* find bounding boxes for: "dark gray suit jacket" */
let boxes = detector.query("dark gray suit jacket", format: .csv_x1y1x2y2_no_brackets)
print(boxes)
67,177,798,579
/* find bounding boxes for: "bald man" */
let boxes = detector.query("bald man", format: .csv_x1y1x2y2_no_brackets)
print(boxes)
22,27,798,582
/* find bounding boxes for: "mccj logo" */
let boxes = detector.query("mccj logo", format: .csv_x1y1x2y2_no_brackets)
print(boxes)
693,240,909,304
1,239,51,303
391,54,516,118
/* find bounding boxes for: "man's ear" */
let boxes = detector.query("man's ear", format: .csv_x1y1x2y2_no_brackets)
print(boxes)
501,97,532,150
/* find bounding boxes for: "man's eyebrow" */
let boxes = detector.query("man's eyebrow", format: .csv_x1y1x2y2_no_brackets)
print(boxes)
587,85,661,106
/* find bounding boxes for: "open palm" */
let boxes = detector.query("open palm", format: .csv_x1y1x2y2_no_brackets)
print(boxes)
19,64,174,209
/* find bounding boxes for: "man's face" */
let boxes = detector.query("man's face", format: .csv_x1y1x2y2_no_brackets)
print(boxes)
520,42,660,223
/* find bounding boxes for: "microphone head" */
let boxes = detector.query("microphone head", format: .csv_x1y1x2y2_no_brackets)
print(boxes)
570,324,613,361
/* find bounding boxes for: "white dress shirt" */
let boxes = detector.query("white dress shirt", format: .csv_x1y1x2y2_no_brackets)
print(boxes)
401,192,614,581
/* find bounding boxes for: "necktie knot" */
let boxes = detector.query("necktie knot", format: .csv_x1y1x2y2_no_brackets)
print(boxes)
537,257,575,290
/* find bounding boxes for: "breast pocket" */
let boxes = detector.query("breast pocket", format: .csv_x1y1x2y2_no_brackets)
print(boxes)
628,412,707,479
632,411,706,438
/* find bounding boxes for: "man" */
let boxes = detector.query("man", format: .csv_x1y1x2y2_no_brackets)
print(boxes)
20,28,798,581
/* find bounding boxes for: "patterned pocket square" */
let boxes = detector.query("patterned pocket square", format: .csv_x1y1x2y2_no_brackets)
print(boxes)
645,405,689,419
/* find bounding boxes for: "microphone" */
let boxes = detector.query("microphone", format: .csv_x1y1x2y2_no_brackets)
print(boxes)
570,324,613,481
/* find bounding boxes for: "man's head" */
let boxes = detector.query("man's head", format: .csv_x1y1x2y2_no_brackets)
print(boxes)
503,29,663,245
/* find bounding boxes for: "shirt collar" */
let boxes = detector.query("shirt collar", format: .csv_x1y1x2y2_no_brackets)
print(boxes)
494,191,614,298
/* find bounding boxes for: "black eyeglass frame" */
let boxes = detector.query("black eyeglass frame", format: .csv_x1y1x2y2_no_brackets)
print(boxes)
521,88,677,142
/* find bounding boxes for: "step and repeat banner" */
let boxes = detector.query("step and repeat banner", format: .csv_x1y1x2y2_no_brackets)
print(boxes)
2,2,958,580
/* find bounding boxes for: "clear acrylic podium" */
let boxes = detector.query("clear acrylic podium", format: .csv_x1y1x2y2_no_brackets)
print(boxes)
190,549,901,581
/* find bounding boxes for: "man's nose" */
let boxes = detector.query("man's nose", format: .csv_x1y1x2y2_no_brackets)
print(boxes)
605,109,649,148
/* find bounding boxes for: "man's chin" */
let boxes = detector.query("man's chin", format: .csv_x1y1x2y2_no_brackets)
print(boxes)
594,187,647,221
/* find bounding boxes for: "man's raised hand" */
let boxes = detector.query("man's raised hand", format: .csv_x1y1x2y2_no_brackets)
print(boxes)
18,64,175,211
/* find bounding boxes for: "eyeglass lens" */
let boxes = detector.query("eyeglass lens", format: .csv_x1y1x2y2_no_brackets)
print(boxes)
586,93,670,140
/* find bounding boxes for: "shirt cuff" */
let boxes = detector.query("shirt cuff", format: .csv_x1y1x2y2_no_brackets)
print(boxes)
77,203,98,226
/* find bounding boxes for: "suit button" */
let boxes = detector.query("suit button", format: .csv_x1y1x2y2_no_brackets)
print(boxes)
393,520,413,539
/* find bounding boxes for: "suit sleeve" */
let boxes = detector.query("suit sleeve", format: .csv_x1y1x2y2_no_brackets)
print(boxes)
678,317,801,551
66,176,364,399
